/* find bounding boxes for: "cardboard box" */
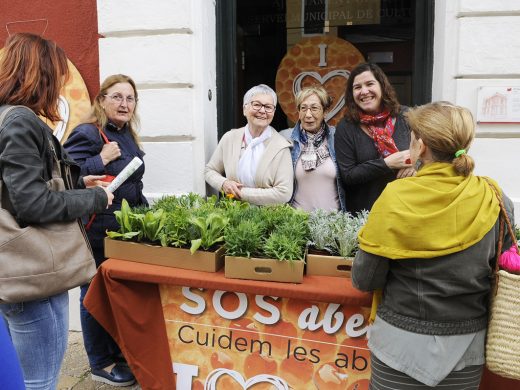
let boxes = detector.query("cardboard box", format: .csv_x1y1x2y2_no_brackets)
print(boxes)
225,256,304,283
306,252,353,278
104,237,224,272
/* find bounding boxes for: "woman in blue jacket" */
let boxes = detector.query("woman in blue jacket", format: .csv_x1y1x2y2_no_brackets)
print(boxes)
287,85,345,211
64,74,147,387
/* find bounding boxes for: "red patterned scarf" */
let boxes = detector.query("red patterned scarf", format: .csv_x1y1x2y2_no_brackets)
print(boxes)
359,111,398,158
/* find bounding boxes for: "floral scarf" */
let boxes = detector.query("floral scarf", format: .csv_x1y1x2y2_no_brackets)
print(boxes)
359,111,398,158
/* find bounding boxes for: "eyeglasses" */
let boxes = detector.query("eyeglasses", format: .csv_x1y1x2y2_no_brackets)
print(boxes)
249,101,275,113
104,93,137,105
299,105,323,114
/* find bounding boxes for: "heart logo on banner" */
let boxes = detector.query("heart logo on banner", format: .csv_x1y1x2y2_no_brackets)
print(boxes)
292,70,351,122
204,368,289,390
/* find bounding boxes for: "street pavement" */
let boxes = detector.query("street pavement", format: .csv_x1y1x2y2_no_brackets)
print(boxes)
57,331,141,390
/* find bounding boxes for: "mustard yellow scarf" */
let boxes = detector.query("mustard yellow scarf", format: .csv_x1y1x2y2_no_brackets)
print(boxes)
358,162,501,321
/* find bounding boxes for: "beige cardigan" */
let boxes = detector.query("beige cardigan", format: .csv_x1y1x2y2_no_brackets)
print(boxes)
204,127,293,205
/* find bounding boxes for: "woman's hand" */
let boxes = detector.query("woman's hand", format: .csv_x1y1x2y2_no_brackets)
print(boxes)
397,167,416,179
83,175,110,188
100,141,121,165
384,150,412,170
101,187,114,208
222,179,243,199
83,175,114,208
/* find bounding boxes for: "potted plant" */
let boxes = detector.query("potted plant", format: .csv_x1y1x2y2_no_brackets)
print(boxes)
224,204,309,283
104,195,231,272
306,209,368,277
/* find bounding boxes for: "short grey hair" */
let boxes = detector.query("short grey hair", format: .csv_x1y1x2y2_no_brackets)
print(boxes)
243,84,277,107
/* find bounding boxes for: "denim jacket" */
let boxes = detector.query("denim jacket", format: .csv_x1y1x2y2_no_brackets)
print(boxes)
287,122,346,211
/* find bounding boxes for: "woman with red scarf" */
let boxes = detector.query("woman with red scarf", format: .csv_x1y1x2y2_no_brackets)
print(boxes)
335,62,413,214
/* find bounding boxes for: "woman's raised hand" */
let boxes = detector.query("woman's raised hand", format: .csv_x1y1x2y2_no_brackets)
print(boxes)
100,141,121,165
384,150,412,170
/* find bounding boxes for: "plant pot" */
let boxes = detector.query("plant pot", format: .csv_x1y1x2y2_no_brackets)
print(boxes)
306,249,353,278
224,255,304,283
104,237,224,272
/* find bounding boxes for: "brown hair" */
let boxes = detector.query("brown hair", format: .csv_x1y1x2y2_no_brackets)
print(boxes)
295,85,333,111
405,101,475,176
0,33,69,121
344,62,400,124
88,74,141,147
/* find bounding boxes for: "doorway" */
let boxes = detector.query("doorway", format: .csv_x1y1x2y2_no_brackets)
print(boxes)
216,0,434,138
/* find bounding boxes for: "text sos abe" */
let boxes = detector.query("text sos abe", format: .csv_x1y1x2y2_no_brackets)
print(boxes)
179,287,369,337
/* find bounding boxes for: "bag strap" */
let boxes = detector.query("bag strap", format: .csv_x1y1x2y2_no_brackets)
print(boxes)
85,125,110,231
97,125,111,144
483,177,519,274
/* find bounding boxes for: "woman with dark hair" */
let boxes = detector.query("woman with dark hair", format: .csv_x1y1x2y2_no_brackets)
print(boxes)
353,102,514,389
335,62,413,214
0,33,112,389
64,74,147,386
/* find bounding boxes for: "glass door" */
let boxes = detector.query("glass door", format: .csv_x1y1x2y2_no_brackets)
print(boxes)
217,0,434,136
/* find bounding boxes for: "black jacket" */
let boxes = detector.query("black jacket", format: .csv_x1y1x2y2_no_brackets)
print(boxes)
353,194,515,335
64,122,147,263
334,109,411,214
0,106,107,225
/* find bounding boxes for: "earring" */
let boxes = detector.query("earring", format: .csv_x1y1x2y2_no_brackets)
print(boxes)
414,159,423,171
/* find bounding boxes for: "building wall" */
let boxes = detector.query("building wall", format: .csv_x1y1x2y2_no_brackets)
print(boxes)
0,0,100,100
97,0,218,201
433,0,520,214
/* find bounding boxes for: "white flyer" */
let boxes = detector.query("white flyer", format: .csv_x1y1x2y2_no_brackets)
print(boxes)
106,157,143,192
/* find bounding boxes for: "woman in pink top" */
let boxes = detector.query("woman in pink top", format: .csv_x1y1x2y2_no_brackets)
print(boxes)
287,85,346,212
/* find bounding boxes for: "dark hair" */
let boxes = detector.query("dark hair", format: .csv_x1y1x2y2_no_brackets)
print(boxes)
0,33,69,121
90,74,141,147
343,62,400,123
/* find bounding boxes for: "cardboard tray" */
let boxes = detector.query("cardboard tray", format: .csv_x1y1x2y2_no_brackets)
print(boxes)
225,256,304,283
306,252,353,278
104,237,224,272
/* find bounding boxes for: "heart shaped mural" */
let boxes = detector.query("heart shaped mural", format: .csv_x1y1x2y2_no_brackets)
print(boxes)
293,70,351,123
204,368,289,390
275,36,364,127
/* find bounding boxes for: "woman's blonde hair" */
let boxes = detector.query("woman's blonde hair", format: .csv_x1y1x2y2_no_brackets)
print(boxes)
405,101,475,176
88,74,141,147
295,85,332,111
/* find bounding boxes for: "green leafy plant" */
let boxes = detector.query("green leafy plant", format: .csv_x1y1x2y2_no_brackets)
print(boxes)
160,207,193,248
264,232,304,262
224,204,309,262
189,211,229,254
308,209,368,258
225,220,264,258
106,199,141,240
139,208,166,243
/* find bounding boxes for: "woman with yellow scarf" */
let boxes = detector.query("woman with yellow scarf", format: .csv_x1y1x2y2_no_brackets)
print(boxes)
352,102,515,389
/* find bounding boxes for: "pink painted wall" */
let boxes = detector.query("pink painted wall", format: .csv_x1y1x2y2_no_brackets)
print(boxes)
0,0,100,99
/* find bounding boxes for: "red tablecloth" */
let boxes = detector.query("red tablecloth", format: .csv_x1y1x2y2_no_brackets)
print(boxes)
84,258,372,389
84,258,519,390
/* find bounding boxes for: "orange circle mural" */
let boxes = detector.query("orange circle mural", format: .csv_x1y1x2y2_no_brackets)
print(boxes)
0,49,91,143
275,36,365,127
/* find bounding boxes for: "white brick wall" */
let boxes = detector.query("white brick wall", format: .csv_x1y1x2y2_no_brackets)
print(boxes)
69,0,217,331
96,0,216,201
434,0,520,215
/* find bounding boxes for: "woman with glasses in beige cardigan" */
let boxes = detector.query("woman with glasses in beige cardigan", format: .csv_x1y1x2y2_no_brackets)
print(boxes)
205,84,293,205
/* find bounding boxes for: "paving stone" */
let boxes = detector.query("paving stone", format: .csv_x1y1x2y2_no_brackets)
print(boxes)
59,331,141,389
